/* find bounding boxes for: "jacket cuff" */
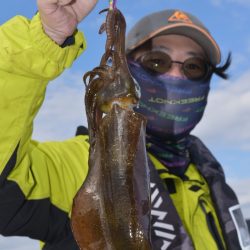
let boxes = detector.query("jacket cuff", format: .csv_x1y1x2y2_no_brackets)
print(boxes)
60,34,76,48
29,13,86,68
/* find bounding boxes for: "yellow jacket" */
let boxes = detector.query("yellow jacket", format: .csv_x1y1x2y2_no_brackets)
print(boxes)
0,13,89,249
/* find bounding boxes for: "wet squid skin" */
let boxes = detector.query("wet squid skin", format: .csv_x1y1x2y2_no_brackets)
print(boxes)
71,7,151,250
83,7,140,143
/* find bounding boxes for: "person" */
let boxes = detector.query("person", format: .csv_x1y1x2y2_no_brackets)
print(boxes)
0,1,249,250
125,10,250,250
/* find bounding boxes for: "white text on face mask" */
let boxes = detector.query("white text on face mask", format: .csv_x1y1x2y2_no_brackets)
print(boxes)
148,96,206,105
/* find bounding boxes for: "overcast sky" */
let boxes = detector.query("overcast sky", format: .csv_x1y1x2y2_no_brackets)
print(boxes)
1,0,250,249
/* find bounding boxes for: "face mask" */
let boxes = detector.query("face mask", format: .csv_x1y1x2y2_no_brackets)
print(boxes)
128,61,210,140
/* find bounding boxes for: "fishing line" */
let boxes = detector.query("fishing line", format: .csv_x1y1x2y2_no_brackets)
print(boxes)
109,0,117,10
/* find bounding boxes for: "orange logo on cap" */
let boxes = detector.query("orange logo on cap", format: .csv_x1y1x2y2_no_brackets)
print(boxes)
168,11,193,24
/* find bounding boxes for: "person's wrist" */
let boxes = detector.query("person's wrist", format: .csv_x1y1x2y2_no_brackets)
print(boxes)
42,24,68,45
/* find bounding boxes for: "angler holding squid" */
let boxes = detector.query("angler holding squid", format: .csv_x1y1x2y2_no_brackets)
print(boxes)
0,0,249,250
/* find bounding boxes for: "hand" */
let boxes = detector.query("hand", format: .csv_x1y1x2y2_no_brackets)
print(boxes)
37,0,98,45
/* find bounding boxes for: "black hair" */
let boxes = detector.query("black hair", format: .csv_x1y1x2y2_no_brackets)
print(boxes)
211,52,232,80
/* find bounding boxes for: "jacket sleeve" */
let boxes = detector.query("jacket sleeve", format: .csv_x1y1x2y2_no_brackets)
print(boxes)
0,13,89,243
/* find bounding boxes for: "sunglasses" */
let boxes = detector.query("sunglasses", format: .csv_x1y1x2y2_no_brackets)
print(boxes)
137,51,213,81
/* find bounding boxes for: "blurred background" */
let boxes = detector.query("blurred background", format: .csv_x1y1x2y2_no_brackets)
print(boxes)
0,0,250,249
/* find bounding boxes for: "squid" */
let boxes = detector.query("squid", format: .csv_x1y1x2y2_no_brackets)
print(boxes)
71,6,151,250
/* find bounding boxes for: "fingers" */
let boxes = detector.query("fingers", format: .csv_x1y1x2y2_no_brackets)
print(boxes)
38,0,74,7
57,0,74,6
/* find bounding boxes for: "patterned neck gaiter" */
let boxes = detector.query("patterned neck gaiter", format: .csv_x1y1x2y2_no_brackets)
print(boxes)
146,135,191,176
128,60,211,175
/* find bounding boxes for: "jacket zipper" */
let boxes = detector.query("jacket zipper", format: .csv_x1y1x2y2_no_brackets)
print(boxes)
199,200,226,250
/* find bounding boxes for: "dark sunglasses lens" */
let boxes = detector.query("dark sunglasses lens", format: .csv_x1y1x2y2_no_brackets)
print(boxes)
183,57,208,80
140,51,171,74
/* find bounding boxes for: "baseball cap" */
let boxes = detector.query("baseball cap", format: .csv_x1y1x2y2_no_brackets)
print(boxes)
125,9,221,65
